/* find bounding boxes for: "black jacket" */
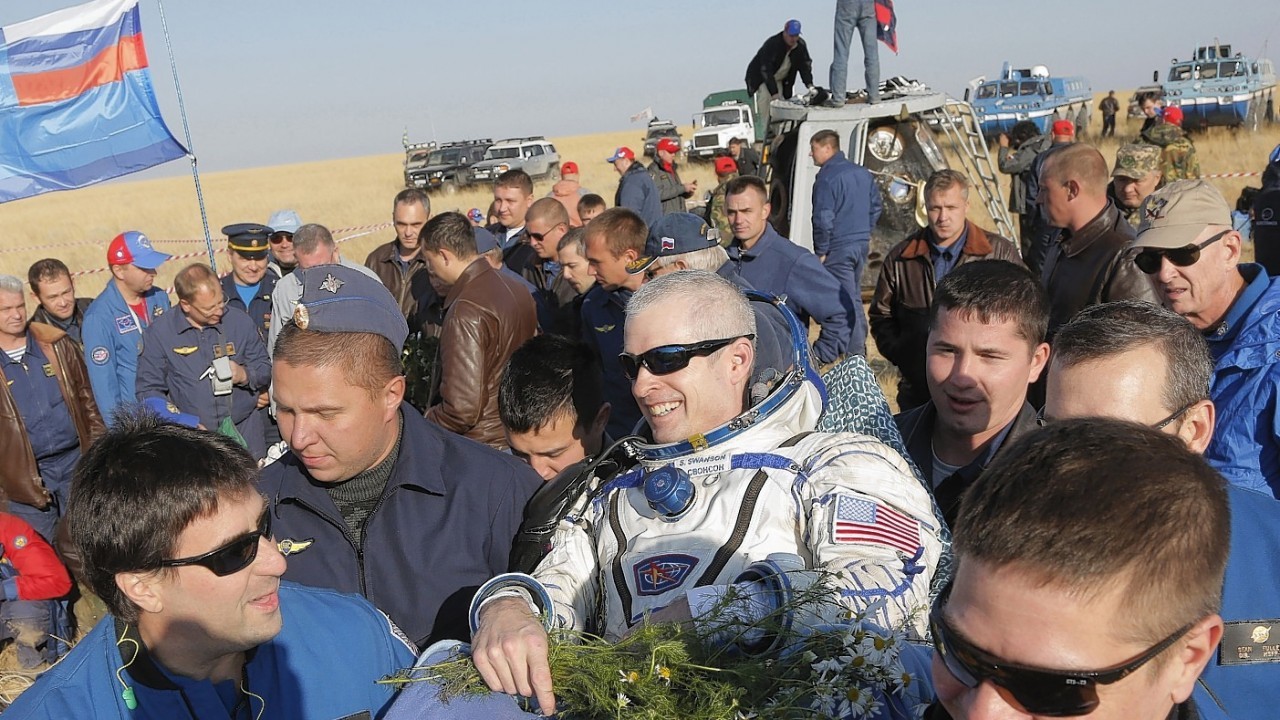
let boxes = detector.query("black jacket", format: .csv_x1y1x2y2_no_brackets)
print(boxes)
895,401,1040,530
745,33,814,98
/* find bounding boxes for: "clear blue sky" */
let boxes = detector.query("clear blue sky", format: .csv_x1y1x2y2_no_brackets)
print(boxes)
4,0,1278,175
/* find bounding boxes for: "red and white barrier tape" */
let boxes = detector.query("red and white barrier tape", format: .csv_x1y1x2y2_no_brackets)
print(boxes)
60,223,390,280
8,222,391,257
1201,172,1263,179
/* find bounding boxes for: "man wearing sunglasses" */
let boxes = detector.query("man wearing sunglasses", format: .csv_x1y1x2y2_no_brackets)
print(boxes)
929,419,1229,720
265,209,301,278
6,412,415,719
524,198,580,335
1132,179,1280,499
470,270,941,715
1046,300,1280,720
1037,144,1158,338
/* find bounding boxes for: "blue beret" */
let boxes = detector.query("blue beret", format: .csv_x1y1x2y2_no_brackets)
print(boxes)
292,265,409,350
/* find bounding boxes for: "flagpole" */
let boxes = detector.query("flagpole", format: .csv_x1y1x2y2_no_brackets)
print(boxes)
153,0,216,273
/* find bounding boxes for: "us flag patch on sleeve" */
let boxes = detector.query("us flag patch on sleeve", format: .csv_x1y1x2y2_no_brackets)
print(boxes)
831,495,920,554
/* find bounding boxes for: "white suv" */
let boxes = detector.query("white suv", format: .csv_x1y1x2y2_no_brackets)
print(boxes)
468,136,560,183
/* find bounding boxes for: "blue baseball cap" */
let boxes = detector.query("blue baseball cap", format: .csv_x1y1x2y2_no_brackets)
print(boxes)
267,209,302,235
627,213,721,275
107,230,171,270
141,397,200,428
292,265,409,350
785,19,801,36
474,227,499,254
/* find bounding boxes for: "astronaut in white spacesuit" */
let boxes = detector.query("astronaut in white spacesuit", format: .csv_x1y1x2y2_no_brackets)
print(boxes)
469,270,943,714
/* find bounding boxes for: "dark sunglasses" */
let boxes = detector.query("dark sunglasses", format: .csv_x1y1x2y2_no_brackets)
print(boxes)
1134,229,1229,274
618,335,752,381
159,507,272,576
527,224,565,243
269,232,293,245
930,585,1193,716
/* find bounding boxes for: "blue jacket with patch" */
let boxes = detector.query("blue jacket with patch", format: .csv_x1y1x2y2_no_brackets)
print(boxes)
811,151,882,256
1204,264,1280,498
580,285,642,439
81,281,171,423
1199,485,1280,720
726,225,851,364
259,406,540,648
3,582,415,720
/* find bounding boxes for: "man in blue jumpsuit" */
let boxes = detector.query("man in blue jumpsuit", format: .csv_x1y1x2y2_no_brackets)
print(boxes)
136,264,271,459
4,412,415,719
810,129,881,356
219,223,280,444
261,265,541,648
724,175,851,365
219,223,279,342
82,231,171,423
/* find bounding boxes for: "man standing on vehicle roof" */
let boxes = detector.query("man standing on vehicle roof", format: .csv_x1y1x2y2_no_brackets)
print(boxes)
82,231,172,423
746,19,814,130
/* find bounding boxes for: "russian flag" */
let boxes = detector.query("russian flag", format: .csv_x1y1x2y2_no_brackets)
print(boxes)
876,0,898,55
0,0,186,203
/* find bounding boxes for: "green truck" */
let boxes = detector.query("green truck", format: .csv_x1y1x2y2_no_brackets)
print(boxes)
686,90,765,160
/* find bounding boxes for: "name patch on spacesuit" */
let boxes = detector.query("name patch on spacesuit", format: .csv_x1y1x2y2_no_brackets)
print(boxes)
633,553,699,596
1221,621,1280,665
671,452,733,477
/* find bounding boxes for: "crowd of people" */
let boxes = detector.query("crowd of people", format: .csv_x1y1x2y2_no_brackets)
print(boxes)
2,9,1280,714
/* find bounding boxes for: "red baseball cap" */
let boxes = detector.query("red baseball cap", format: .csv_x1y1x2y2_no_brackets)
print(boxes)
656,138,680,155
714,156,738,175
1052,119,1075,137
607,147,635,162
561,161,579,176
1163,105,1184,126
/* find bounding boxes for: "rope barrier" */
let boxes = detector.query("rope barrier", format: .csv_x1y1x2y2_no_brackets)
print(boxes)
65,223,392,281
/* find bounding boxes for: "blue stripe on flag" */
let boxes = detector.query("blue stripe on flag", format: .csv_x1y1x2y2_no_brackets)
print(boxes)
0,71,184,202
3,5,138,76
0,28,16,109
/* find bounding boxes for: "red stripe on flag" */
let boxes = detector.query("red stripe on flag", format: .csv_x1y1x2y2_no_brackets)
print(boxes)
14,33,148,107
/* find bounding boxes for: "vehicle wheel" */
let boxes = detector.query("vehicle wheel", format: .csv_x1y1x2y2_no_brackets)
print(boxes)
443,179,460,196
1075,105,1090,137
548,163,560,182
768,175,790,238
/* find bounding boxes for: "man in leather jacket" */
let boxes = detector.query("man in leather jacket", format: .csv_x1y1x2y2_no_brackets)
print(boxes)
421,212,537,450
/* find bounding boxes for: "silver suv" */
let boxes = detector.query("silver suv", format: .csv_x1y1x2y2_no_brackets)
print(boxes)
468,136,560,183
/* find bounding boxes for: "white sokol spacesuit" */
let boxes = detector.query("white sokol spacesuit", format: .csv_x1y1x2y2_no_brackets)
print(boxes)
470,298,944,643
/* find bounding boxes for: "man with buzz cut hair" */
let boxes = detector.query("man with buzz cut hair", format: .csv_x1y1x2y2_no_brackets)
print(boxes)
263,264,540,648
4,411,416,719
895,260,1049,529
1037,143,1158,337
420,212,537,449
1044,300,1280,720
366,188,432,321
872,169,1023,410
471,270,941,716
1131,179,1280,498
929,419,1231,719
